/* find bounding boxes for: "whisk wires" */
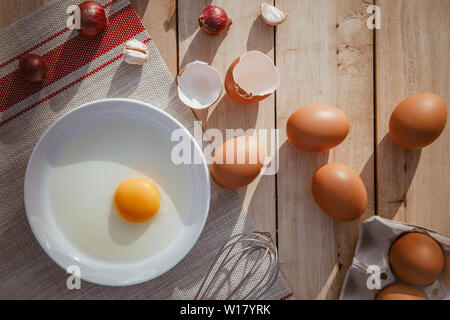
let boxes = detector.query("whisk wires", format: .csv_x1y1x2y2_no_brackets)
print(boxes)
194,231,279,300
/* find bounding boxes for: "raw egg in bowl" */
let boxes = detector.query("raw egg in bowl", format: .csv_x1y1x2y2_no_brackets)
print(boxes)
24,99,210,286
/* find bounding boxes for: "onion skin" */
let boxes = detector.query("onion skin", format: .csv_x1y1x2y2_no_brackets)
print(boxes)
77,1,108,37
18,54,49,83
198,6,232,36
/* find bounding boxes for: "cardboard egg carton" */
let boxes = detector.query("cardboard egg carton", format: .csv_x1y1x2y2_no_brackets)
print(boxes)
340,216,450,300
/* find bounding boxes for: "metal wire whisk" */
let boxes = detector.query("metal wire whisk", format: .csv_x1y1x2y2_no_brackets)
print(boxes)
194,231,279,300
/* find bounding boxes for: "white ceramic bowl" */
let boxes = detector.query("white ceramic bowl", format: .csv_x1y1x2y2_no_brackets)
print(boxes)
24,99,210,286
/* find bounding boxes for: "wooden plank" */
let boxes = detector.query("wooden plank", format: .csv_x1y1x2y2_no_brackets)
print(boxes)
177,0,277,238
132,0,178,76
276,0,375,299
376,0,450,233
0,0,50,28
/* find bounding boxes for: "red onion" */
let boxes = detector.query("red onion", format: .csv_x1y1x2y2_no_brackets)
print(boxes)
77,1,108,37
18,54,49,83
198,6,232,36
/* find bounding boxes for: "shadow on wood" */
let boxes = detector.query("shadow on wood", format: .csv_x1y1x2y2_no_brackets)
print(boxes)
277,139,336,299
247,15,274,53
376,133,421,220
179,27,229,69
205,94,260,134
129,0,149,18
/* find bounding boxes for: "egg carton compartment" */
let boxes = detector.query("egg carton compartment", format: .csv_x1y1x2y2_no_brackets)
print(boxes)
339,216,450,300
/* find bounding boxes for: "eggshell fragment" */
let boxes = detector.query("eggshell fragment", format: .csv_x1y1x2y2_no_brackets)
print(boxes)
389,92,447,149
312,163,368,222
177,61,223,109
376,282,427,300
286,104,350,152
210,136,265,189
225,51,279,104
389,232,444,286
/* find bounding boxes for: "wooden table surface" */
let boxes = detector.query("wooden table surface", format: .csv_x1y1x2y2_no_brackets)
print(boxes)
1,0,448,299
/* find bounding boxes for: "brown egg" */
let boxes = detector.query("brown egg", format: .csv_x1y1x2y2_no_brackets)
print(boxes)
210,136,265,190
389,92,447,149
442,255,450,291
286,104,350,152
389,232,444,286
311,163,367,222
376,282,427,300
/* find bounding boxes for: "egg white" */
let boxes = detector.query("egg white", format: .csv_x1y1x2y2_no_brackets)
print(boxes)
49,119,190,263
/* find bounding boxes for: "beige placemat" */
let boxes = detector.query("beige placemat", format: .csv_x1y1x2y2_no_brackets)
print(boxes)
0,0,293,300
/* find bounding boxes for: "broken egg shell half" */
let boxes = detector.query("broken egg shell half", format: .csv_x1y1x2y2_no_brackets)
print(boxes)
225,51,279,104
177,61,223,109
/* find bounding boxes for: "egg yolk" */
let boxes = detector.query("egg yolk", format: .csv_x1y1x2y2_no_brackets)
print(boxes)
114,178,161,223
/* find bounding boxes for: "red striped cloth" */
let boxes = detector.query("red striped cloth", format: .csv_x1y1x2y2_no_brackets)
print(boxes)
1,1,144,121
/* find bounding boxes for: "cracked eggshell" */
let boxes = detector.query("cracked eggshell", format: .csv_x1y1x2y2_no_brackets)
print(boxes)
225,51,279,104
177,61,223,109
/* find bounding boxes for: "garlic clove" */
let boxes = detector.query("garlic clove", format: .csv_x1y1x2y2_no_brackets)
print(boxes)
260,3,287,26
123,49,148,65
123,39,149,65
125,39,149,54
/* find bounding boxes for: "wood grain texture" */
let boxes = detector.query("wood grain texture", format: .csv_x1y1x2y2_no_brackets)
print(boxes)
177,0,277,239
275,0,374,299
131,0,178,76
0,0,51,28
376,0,450,233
